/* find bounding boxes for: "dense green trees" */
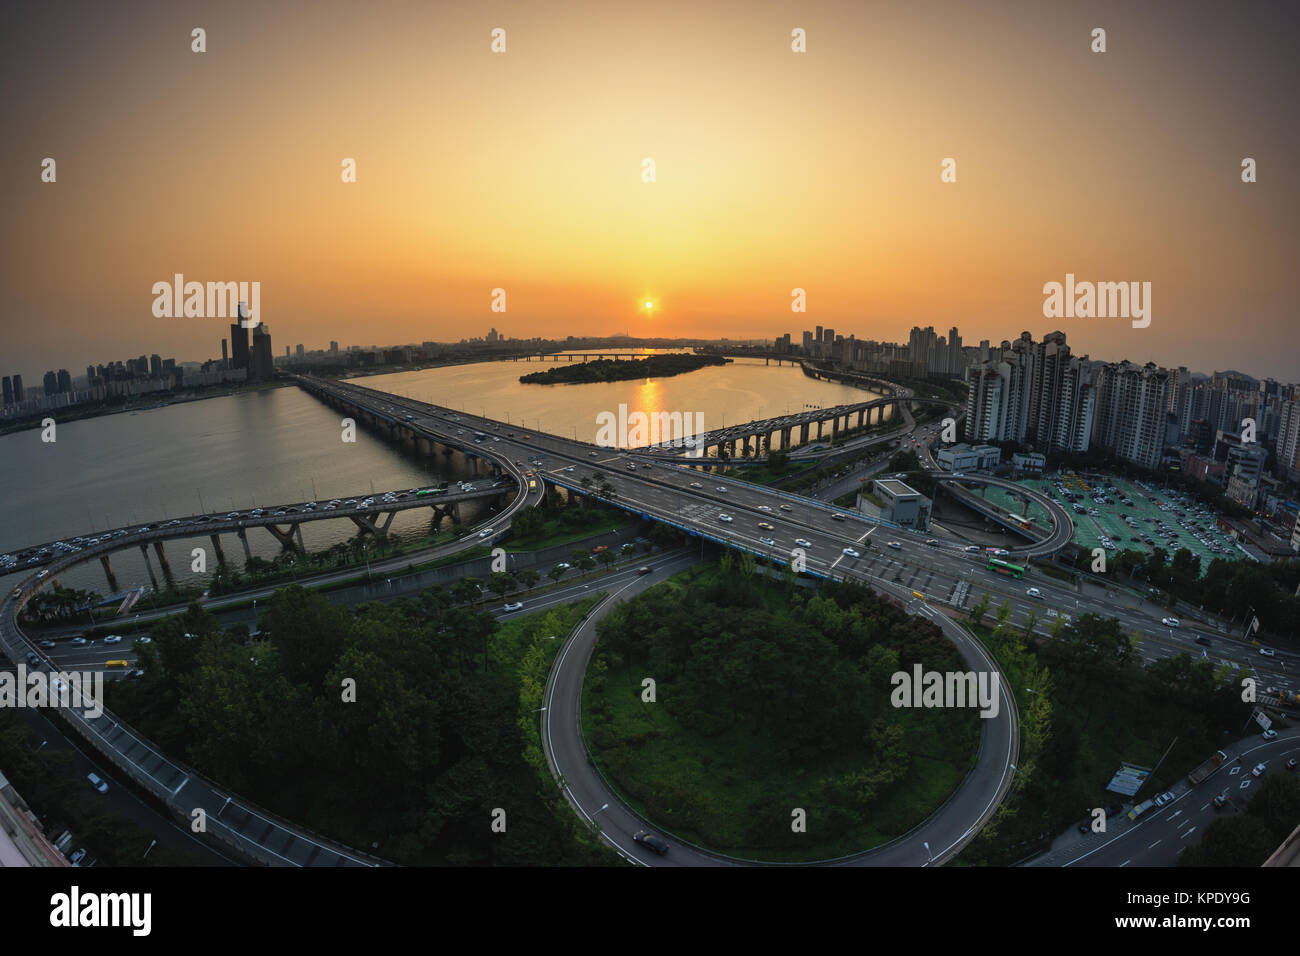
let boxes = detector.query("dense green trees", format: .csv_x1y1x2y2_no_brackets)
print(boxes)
106,587,609,865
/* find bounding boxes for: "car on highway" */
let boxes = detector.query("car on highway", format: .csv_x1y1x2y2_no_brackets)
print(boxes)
103,635,122,644
830,513,846,521
1025,587,1042,598
1213,791,1229,809
964,545,981,553
924,539,939,546
554,562,571,570
478,527,496,538
637,566,652,575
632,831,669,855
718,514,734,523
689,482,702,488
887,541,901,550
842,548,860,559
1153,791,1175,807
592,545,608,554
1262,729,1279,740
794,538,812,548
779,504,792,512
757,522,774,530
70,637,88,646
715,486,727,493
87,773,109,794
1288,759,1297,771
1161,617,1180,628
502,602,524,612
1252,762,1267,777
994,548,1009,556
136,636,152,645
759,537,776,546
1194,636,1211,646
38,640,55,649
1259,647,1276,657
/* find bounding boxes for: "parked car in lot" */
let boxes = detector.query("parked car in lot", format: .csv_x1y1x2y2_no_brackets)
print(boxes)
1153,791,1175,807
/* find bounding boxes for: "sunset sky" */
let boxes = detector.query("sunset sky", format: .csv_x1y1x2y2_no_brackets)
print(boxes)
1,0,1297,380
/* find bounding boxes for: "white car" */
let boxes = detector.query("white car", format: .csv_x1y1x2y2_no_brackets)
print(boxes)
759,537,776,546
103,635,123,644
478,527,496,538
794,539,813,548
1262,729,1279,740
1161,617,1180,628
842,548,860,559
1259,647,1276,657
1025,588,1042,598
887,541,901,550
716,486,727,494
718,514,734,523
502,602,523,612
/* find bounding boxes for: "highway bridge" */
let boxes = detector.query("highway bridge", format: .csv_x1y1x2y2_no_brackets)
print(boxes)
2,482,512,587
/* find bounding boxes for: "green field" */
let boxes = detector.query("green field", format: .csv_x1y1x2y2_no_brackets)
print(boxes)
583,565,980,861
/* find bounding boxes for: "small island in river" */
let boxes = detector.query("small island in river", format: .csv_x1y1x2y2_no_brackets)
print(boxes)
519,353,728,385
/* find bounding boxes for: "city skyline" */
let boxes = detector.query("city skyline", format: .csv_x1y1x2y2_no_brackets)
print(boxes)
2,0,1298,380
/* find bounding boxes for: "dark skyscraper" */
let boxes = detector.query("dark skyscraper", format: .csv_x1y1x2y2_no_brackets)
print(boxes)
43,371,58,395
221,338,228,366
250,324,273,381
13,375,23,402
230,322,250,371
57,369,72,393
1,376,11,407
150,354,162,377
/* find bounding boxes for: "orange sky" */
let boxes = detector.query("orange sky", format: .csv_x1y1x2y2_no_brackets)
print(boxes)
2,0,1297,379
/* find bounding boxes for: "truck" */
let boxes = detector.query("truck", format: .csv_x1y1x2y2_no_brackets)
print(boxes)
1187,749,1228,787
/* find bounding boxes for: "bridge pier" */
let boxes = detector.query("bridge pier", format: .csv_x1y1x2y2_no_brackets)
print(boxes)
780,427,791,450
236,527,253,561
265,523,305,553
857,408,866,427
138,544,159,589
349,511,398,537
210,534,227,566
800,422,810,446
832,416,840,441
152,541,174,585
100,555,118,592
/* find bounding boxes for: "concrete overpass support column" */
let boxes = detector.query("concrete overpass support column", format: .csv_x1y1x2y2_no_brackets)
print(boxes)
265,523,304,551
209,534,227,567
236,528,253,561
294,523,306,552
138,544,159,589
800,423,810,445
376,512,398,537
100,555,119,592
781,427,791,450
832,417,840,441
152,541,174,585
857,409,866,428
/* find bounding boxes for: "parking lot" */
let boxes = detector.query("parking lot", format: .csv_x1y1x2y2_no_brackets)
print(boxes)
979,473,1251,571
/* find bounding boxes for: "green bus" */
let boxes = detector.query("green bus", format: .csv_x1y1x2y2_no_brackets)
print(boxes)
416,487,445,497
987,557,1025,578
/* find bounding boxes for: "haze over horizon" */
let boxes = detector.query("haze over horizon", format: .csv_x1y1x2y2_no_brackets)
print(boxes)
2,0,1297,380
